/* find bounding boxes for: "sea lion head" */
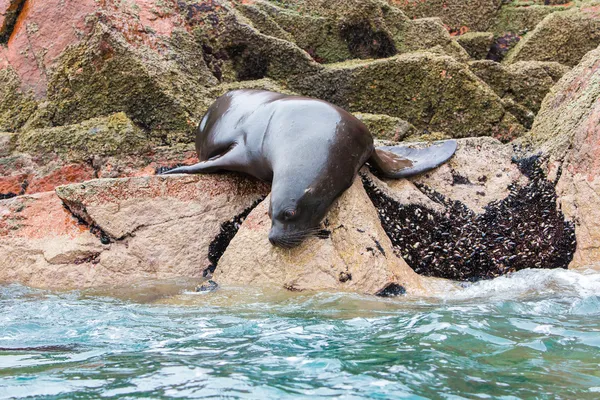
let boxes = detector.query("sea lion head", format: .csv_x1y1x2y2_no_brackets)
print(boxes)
267,168,353,249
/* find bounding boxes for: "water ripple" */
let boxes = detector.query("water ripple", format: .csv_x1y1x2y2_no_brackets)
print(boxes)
0,268,600,398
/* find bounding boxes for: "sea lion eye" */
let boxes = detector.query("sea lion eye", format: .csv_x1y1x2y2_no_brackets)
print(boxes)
283,209,296,220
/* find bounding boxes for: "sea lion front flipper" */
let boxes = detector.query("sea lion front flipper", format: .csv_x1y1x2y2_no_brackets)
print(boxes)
160,144,241,175
369,140,457,179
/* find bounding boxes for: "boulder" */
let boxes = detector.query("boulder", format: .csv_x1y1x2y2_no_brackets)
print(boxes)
363,137,575,280
469,60,570,127
0,174,270,289
0,68,37,132
526,44,600,269
504,9,600,67
354,113,416,141
15,113,151,162
390,0,503,33
242,1,351,63
289,52,525,140
245,0,469,62
490,3,568,37
455,32,494,60
215,178,428,295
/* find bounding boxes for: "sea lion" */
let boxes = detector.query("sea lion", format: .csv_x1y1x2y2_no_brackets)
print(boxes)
163,90,457,248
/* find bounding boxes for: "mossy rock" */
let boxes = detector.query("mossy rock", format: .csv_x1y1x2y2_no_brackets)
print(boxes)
400,18,470,62
526,43,600,158
288,52,525,140
504,9,600,66
249,1,352,63
354,112,416,141
0,68,38,132
259,0,469,62
40,22,218,142
392,0,503,33
490,4,567,36
182,1,322,81
455,32,494,60
0,132,16,157
15,113,152,162
469,59,570,127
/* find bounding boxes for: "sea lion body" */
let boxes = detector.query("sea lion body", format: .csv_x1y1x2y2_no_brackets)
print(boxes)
164,90,456,247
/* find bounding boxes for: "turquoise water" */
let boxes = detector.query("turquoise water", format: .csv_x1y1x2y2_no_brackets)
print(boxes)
1,269,600,399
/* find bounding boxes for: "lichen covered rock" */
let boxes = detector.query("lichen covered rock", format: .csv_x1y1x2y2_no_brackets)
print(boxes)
15,113,151,162
455,32,494,60
0,69,37,132
354,113,416,141
469,60,570,127
391,0,503,33
504,9,600,67
289,52,524,140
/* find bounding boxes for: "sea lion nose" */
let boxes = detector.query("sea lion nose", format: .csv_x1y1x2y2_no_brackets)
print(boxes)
268,231,278,246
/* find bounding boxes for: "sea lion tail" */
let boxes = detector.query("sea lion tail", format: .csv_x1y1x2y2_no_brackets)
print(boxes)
369,139,457,179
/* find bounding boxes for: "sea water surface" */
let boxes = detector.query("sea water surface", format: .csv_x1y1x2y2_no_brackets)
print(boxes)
1,268,600,399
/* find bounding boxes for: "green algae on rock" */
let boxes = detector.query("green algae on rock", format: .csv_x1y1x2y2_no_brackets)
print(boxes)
42,24,217,141
289,52,525,140
0,69,38,132
354,113,416,141
15,113,151,162
391,0,503,33
469,60,570,127
504,9,600,67
455,32,494,60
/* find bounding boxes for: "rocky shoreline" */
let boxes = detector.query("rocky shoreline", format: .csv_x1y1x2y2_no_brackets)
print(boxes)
1,0,600,294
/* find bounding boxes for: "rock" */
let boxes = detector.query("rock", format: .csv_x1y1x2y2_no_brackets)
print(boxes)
363,137,575,280
0,68,37,132
504,9,600,67
354,113,416,141
244,1,351,63
0,140,204,196
15,113,152,162
196,280,219,292
455,32,494,60
186,0,322,81
391,0,503,33
410,137,528,214
469,60,570,127
245,0,469,62
0,0,220,139
0,132,14,157
289,52,525,140
0,174,269,289
215,178,427,296
525,44,600,269
490,3,568,37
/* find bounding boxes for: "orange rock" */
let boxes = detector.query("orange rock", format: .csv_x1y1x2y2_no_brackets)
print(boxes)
0,173,29,195
26,164,96,194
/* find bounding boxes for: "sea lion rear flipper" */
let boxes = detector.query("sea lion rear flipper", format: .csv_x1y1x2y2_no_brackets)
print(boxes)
369,140,457,179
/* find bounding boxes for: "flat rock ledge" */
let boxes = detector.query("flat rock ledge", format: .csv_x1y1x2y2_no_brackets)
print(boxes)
0,174,269,290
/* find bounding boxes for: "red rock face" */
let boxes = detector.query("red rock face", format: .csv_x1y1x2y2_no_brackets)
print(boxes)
0,0,97,97
0,173,29,195
0,0,189,97
26,164,96,194
0,192,86,238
